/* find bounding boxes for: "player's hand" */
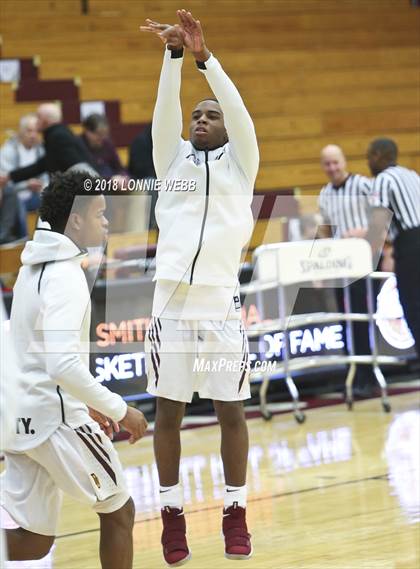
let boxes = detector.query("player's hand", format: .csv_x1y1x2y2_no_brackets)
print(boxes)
140,19,184,50
176,9,210,61
27,178,44,193
380,245,394,272
88,407,120,440
119,406,148,444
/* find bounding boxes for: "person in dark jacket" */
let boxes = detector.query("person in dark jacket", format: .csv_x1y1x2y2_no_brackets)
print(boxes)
128,123,156,180
128,123,157,229
0,186,26,244
0,104,97,188
79,114,125,178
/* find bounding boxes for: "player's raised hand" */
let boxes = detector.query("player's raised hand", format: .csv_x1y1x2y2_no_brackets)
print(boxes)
120,406,149,444
176,9,210,61
140,19,184,50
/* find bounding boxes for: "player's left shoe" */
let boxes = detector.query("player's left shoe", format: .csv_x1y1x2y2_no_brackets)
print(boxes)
222,502,253,560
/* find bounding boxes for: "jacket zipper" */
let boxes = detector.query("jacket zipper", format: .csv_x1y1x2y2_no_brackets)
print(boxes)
189,149,210,285
36,262,66,424
57,386,66,423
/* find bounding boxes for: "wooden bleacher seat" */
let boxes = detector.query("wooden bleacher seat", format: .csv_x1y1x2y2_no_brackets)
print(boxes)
107,230,157,260
0,238,26,285
26,211,39,239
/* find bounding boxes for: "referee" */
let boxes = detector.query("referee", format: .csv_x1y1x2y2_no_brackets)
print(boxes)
367,138,420,358
319,144,375,395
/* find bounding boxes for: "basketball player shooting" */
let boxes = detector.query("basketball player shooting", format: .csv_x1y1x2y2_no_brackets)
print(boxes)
141,9,259,566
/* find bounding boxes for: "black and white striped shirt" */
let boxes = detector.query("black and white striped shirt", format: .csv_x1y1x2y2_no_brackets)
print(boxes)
318,173,373,238
372,165,420,240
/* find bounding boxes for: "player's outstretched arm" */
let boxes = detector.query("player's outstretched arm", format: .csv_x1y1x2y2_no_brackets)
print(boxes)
141,19,185,178
177,10,259,184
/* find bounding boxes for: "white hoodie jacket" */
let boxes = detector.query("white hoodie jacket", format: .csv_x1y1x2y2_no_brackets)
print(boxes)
152,48,259,288
5,228,127,452
1,291,21,451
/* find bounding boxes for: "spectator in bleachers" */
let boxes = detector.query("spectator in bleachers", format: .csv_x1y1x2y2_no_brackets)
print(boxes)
0,114,48,213
0,103,97,190
128,123,155,180
80,113,126,178
79,113,129,231
128,123,157,229
0,186,26,244
318,144,376,395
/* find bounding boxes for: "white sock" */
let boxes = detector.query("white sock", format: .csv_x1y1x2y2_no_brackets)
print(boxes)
224,485,247,509
159,483,183,509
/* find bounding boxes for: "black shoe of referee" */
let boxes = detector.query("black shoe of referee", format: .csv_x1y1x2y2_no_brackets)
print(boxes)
352,370,377,398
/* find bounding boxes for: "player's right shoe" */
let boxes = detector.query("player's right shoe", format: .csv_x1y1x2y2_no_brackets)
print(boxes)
222,503,253,560
161,506,191,567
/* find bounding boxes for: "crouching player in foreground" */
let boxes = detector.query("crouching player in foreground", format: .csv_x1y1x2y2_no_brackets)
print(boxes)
1,171,148,568
141,10,259,566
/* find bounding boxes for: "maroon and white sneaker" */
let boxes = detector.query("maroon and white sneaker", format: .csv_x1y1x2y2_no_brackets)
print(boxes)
222,502,253,560
161,506,191,566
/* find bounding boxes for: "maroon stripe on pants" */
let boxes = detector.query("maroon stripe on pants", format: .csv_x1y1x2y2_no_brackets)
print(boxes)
148,327,160,386
79,426,111,462
238,329,249,393
153,318,161,349
75,431,117,485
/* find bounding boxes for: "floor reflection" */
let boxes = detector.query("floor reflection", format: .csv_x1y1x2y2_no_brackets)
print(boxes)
125,426,353,515
385,410,420,523
3,402,419,569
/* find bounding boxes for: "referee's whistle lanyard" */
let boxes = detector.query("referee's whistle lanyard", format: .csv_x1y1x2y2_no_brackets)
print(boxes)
189,149,210,285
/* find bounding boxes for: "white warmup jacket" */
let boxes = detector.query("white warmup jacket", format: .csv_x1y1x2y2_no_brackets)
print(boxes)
5,228,127,452
152,47,259,288
0,291,20,451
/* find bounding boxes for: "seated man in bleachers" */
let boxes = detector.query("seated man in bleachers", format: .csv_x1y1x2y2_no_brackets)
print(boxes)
79,113,126,179
0,103,97,191
79,113,129,230
0,186,26,244
128,123,157,229
0,113,48,213
128,123,155,180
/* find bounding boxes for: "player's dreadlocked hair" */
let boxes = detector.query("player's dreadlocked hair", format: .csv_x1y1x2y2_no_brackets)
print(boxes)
39,171,99,233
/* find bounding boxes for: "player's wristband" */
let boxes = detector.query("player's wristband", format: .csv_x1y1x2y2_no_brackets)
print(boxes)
196,59,207,70
195,53,212,69
167,46,184,58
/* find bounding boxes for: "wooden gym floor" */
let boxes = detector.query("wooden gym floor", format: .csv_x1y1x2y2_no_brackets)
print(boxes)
3,390,420,569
